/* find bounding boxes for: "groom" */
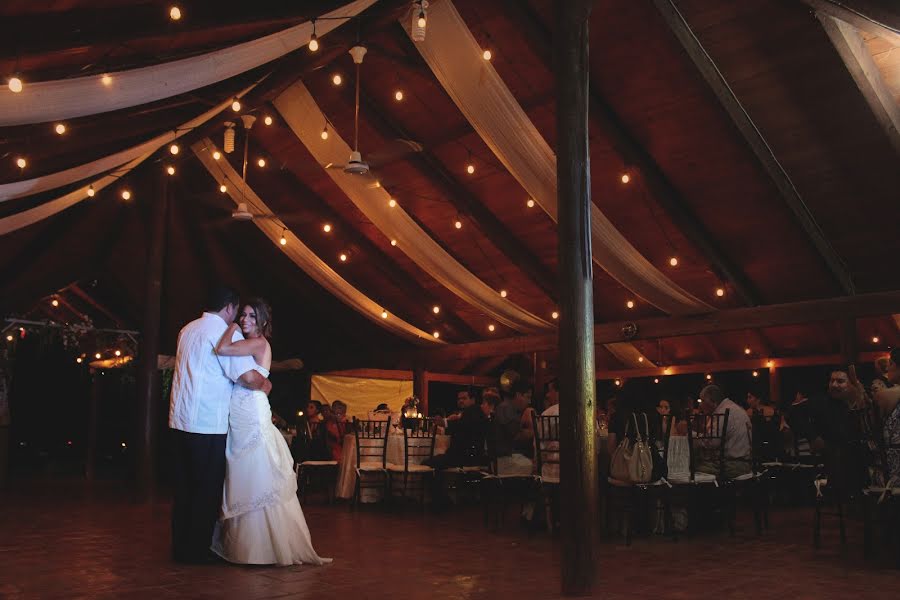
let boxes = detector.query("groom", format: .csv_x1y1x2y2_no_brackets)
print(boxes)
169,285,272,564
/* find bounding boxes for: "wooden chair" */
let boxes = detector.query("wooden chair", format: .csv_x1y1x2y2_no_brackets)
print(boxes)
296,420,338,504
479,418,535,531
724,417,770,535
386,417,436,506
532,414,560,534
351,417,390,508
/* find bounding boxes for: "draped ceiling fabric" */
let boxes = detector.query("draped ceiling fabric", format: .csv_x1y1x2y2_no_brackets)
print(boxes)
605,342,657,369
1,84,257,202
274,81,552,334
191,138,443,346
0,0,375,126
0,89,255,235
405,0,712,317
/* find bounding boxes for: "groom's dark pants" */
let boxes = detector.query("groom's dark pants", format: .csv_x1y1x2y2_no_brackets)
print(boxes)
171,429,227,562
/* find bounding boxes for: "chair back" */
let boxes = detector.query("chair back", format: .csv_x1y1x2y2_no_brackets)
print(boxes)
686,410,730,481
402,417,436,470
532,414,560,481
353,417,390,469
658,414,674,464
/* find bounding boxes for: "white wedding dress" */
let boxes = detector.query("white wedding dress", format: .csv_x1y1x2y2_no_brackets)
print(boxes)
211,365,331,566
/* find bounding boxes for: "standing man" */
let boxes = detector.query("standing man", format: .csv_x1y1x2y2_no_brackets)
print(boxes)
168,286,272,564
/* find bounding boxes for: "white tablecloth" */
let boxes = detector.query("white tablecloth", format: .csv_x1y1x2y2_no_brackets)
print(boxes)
336,432,450,500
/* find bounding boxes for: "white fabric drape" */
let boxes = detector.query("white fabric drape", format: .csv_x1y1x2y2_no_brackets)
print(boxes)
1,85,258,202
191,138,442,346
273,81,552,334
0,89,254,235
405,0,711,316
0,0,374,126
310,374,413,418
605,342,656,369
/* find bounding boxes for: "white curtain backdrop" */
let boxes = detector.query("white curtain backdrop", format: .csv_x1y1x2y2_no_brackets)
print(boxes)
405,0,711,317
0,89,255,235
273,81,552,334
311,374,412,418
191,138,443,346
1,84,258,202
0,0,375,126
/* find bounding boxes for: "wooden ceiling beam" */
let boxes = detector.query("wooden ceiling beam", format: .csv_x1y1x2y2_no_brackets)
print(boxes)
65,283,126,328
799,0,900,40
416,289,900,361
652,0,855,296
816,14,900,156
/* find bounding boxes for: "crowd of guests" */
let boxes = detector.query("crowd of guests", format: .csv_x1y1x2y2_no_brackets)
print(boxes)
291,399,348,463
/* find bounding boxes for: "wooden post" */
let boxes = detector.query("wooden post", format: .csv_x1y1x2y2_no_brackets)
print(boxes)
135,174,168,500
768,366,781,407
85,369,101,481
556,0,598,594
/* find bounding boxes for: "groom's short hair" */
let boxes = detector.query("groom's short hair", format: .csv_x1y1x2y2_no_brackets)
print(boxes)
206,285,240,312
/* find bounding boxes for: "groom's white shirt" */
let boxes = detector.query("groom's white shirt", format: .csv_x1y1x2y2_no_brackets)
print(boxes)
169,312,258,434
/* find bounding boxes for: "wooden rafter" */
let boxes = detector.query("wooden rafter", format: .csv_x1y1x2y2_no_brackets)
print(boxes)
652,0,855,296
799,0,900,40
816,14,900,156
66,284,126,327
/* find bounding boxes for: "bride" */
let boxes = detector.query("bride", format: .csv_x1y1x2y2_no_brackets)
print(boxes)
211,298,331,566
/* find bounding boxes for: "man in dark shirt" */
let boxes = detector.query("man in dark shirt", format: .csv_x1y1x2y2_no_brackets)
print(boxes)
426,388,486,469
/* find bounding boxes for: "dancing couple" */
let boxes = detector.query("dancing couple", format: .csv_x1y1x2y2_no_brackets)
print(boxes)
168,286,330,566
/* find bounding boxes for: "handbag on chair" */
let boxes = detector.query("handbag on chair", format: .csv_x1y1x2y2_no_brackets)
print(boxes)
610,413,653,483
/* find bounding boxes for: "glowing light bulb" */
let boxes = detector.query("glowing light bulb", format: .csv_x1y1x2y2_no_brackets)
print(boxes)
766,360,774,368
231,98,241,112
488,324,495,332
55,123,66,135
872,336,880,344
418,13,427,28
5,335,12,342
15,157,26,169
264,115,273,126
626,300,635,309
114,350,121,357
466,164,475,175
669,257,678,267
752,371,759,377
8,76,23,93
308,35,319,52
500,290,507,298
76,357,83,363
638,357,644,363
121,190,131,200
381,310,388,319
212,151,221,160
169,143,179,155
169,6,181,20
257,158,266,167
280,235,287,246
166,166,176,175
621,174,630,184
390,239,397,246
744,347,751,355
321,127,329,140
339,253,347,262
51,299,59,307
454,220,462,229
388,199,397,208
654,378,659,384
332,74,342,86
395,90,404,101
526,198,535,208
663,367,672,375
706,374,712,380
121,442,126,448
219,184,227,193
716,287,725,297
433,306,440,314
482,49,492,61
433,331,440,339
552,311,559,320
95,353,102,359
101,74,113,86
615,379,622,387
323,224,332,233
87,185,95,197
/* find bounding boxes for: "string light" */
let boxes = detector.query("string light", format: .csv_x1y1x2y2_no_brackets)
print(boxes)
669,257,678,267
55,123,66,135
8,76,23,93
121,190,131,200
212,150,221,161
621,174,630,184
169,6,182,20
76,357,83,364
219,184,227,193
706,373,712,380
626,300,635,309
323,224,332,233
716,287,725,297
121,442,127,448
381,310,388,319
872,336,880,344
766,360,774,368
417,10,427,29
390,239,397,246
654,378,660,384
663,367,672,375
51,299,59,307
280,230,287,246
231,97,241,112
499,290,508,298
257,157,266,168
433,306,440,314
114,350,122,357
339,253,347,262
388,199,397,208
332,74,342,86
752,371,759,378
488,324,495,332
466,163,475,175
264,115,273,126
482,49,492,61
321,125,329,140
638,357,644,363
15,157,26,169
395,90,404,101
95,353,102,359
169,143,179,155
615,379,622,387
166,165,176,175
101,74,112,86
433,331,440,339
454,219,462,229
308,20,319,52
87,185,95,197
744,347,751,355
551,311,559,320
5,335,12,342
526,198,535,208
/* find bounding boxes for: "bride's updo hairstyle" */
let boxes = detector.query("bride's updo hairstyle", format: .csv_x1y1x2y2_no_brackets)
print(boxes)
245,297,273,339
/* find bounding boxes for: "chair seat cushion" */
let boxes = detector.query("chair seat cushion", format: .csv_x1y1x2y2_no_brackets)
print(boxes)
300,460,339,467
387,463,434,473
667,472,717,484
730,470,766,482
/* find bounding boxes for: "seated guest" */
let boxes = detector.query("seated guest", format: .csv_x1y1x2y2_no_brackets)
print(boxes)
447,388,476,423
870,375,891,397
541,378,559,416
324,400,348,462
426,388,486,469
480,390,500,419
695,384,752,479
656,397,686,437
292,400,329,462
875,349,900,483
373,402,391,414
493,381,535,475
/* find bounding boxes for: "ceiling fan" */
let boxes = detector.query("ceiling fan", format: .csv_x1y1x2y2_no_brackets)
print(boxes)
324,45,424,179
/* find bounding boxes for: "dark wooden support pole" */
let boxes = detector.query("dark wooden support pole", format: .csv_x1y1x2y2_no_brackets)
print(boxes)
85,368,101,481
135,175,169,500
556,0,598,594
768,365,781,406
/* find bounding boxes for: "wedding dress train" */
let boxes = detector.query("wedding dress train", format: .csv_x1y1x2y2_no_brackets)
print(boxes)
211,366,331,566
